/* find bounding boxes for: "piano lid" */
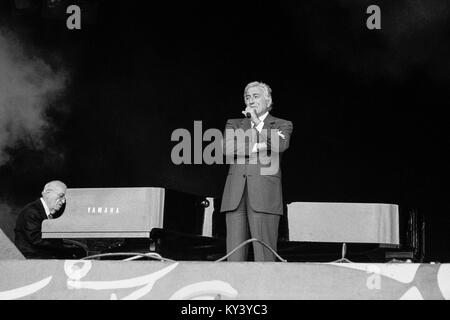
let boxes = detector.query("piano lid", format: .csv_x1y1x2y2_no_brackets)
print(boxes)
42,187,165,239
287,202,400,245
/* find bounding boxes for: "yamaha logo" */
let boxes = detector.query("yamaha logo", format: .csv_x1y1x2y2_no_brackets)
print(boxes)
88,207,120,214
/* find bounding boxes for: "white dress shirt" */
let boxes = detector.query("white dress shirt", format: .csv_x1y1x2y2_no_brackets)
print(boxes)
251,112,269,152
40,197,52,218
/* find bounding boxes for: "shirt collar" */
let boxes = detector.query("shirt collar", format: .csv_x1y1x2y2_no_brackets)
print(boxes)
259,111,269,122
251,112,269,127
40,197,51,218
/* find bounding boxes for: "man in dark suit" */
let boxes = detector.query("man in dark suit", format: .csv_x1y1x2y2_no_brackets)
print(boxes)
221,81,293,261
14,180,71,259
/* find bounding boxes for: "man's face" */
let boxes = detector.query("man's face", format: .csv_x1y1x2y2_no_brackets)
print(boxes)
45,186,66,213
244,86,269,117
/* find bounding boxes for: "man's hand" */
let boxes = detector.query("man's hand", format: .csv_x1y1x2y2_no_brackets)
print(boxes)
242,106,261,126
252,142,268,153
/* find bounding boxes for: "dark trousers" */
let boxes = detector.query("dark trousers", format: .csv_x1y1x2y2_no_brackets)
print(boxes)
225,182,280,261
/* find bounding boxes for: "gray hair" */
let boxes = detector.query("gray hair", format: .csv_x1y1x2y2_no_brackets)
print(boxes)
244,81,273,110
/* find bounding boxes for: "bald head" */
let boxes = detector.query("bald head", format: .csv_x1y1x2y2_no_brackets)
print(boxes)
42,181,67,194
42,180,67,214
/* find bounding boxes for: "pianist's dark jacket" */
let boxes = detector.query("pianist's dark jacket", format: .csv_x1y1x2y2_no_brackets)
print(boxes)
14,199,65,259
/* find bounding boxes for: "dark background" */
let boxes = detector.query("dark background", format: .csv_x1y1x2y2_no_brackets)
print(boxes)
0,0,449,261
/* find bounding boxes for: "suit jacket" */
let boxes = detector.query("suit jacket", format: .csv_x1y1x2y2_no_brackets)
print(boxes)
14,199,64,258
220,114,293,215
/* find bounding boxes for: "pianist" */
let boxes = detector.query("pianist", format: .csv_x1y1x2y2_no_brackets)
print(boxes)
14,180,78,259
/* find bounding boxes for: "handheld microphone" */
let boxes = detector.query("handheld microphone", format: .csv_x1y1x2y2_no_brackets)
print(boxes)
200,199,210,208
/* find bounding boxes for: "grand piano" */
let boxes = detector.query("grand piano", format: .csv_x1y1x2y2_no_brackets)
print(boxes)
41,187,165,257
42,187,165,239
41,187,225,259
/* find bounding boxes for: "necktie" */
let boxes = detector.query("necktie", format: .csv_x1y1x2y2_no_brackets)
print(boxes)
251,122,259,144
